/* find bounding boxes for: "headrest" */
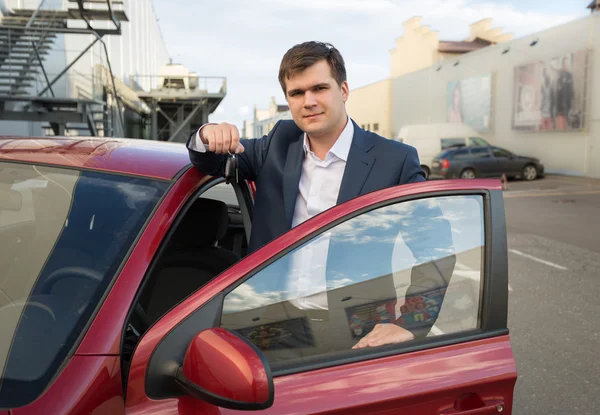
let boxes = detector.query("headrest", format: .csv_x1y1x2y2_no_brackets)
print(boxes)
174,198,229,247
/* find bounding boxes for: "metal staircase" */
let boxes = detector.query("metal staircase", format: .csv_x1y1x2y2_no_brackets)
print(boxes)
0,0,127,137
0,11,63,96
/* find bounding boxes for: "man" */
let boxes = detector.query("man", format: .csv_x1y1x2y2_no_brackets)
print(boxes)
188,41,425,250
188,41,439,348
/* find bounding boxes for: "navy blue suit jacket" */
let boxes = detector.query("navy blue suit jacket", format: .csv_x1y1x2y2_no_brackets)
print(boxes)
187,119,426,253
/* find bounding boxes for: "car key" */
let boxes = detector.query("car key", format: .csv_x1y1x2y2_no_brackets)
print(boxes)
225,153,238,184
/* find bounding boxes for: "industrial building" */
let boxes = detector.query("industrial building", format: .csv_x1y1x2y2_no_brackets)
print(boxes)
0,0,225,142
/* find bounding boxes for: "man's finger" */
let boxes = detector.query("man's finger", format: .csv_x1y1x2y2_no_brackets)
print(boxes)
222,131,232,154
207,129,216,152
352,333,379,349
215,128,224,154
352,324,415,349
235,142,245,154
230,125,240,153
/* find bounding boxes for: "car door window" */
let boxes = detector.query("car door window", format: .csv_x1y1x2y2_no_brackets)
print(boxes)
469,147,491,158
492,148,513,158
201,181,239,208
129,179,251,342
220,195,484,368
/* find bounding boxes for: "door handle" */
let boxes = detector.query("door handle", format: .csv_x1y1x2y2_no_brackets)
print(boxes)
439,394,505,414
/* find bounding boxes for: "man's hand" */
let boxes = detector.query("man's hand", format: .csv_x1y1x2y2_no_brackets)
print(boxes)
201,122,245,154
352,323,415,349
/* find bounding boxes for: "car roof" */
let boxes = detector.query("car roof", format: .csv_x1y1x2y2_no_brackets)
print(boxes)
0,136,197,180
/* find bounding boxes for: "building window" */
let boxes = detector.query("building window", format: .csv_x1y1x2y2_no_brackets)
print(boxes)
367,124,371,131
361,124,365,129
373,123,379,132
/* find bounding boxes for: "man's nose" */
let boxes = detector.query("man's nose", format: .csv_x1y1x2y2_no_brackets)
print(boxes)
303,91,317,108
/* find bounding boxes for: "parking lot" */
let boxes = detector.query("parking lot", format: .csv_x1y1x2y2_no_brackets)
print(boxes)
502,175,600,413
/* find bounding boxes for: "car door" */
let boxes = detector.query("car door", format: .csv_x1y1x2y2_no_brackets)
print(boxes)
124,179,516,415
468,147,494,177
490,147,522,178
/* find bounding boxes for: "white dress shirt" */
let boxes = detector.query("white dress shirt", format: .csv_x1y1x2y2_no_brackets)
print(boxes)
292,118,353,227
286,118,353,310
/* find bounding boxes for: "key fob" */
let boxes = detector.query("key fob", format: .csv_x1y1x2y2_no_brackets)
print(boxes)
225,153,238,184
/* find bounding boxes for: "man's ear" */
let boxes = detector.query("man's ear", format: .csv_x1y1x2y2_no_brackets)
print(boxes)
341,81,349,102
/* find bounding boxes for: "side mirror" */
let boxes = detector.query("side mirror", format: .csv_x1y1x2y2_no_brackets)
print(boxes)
174,328,274,410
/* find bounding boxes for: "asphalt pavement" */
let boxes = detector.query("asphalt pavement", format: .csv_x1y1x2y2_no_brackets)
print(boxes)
502,175,600,414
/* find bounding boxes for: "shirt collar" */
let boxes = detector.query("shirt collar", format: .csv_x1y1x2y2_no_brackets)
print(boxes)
303,116,354,162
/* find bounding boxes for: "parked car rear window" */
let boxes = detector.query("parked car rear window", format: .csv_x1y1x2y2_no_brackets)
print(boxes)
439,148,469,159
0,161,168,408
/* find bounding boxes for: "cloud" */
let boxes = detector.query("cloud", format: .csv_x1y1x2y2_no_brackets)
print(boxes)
326,278,354,290
222,283,285,313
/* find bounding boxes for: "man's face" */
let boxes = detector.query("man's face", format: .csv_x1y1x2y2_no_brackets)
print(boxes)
284,60,349,138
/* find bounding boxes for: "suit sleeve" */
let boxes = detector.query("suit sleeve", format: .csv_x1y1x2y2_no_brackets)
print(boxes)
399,145,426,184
186,120,282,182
395,146,456,339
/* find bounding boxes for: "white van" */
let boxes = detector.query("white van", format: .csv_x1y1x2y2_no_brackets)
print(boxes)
395,123,490,178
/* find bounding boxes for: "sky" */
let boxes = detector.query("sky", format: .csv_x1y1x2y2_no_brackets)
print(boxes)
151,0,590,130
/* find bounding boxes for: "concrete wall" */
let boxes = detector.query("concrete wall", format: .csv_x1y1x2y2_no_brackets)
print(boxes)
346,79,391,138
391,14,600,177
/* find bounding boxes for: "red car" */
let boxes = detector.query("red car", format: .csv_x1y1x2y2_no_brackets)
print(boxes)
0,136,516,415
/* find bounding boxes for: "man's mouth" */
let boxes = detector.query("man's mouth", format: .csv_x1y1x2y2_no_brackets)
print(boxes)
304,113,323,119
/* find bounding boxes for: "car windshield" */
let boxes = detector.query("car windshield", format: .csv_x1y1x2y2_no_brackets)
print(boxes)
0,161,168,408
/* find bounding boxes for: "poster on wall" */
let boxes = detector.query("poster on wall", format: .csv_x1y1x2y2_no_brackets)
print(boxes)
513,50,588,132
446,74,492,133
235,317,315,351
344,286,447,340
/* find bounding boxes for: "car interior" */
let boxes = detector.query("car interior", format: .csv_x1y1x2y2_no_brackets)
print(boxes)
126,179,253,342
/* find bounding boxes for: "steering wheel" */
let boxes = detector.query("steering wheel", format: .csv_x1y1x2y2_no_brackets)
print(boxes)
39,266,152,334
0,299,57,322
40,266,104,294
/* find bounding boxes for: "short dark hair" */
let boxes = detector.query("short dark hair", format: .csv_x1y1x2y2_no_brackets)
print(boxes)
278,41,347,94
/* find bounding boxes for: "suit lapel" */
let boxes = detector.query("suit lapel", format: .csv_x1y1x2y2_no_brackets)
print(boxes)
337,123,375,204
283,132,305,227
